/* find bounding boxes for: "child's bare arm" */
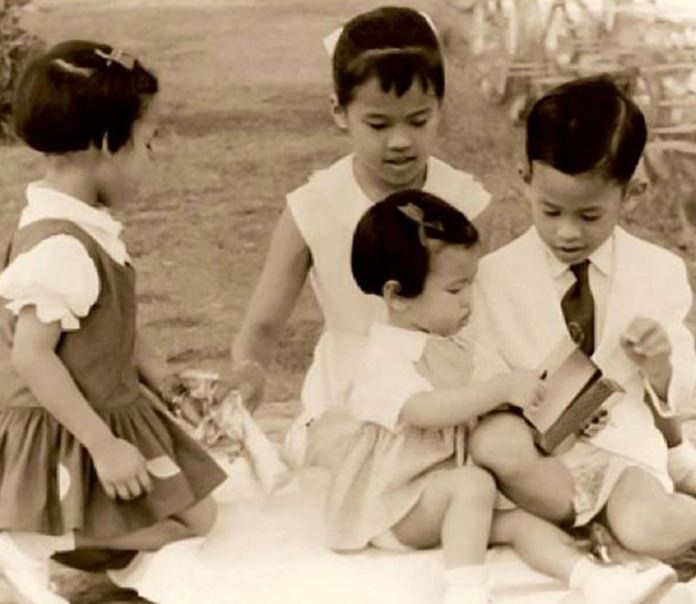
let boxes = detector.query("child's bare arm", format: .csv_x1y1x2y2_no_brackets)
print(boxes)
228,208,311,405
400,369,545,429
12,307,152,499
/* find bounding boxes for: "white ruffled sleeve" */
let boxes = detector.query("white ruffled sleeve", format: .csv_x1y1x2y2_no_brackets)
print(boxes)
0,235,99,330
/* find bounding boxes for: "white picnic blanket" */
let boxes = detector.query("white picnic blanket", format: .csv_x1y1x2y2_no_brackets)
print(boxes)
111,457,588,604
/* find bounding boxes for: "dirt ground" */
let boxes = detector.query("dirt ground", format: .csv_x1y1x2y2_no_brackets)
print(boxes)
2,0,696,601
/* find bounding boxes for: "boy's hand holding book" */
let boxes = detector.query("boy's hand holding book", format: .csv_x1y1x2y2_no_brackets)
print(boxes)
620,317,672,400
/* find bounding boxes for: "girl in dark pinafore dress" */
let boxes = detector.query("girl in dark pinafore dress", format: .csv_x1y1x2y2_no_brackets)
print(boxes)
0,40,227,604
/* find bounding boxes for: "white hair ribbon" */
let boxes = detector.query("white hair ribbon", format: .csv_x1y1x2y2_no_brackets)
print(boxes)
322,10,440,57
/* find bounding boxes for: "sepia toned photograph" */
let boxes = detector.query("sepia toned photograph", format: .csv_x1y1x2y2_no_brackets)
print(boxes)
2,0,696,602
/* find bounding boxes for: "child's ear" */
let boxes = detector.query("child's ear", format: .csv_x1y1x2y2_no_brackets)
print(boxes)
383,280,409,311
330,94,348,131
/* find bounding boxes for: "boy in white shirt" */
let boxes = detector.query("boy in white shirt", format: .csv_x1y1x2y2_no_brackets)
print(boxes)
468,75,696,559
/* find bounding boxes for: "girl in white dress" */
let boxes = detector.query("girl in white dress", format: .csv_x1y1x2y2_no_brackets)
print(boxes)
229,6,491,467
326,189,674,604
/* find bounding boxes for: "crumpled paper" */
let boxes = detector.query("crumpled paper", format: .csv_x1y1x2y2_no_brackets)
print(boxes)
173,370,291,493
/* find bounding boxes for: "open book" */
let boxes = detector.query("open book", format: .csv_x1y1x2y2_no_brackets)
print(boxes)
524,337,624,453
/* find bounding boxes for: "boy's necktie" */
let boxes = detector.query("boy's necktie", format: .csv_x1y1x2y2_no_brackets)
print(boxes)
561,260,595,356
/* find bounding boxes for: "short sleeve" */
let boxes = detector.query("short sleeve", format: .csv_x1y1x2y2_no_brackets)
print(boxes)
0,235,99,330
349,358,433,432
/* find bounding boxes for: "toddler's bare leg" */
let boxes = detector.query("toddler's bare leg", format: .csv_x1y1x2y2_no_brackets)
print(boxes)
470,413,574,524
490,509,579,581
393,466,496,567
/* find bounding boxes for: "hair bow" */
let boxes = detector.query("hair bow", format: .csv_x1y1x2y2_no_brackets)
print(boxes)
398,202,444,246
94,47,136,70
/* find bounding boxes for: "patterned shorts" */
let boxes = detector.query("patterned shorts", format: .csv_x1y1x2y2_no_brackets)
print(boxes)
559,441,673,527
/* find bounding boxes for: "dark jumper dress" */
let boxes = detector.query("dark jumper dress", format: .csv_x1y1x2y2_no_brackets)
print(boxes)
0,219,226,538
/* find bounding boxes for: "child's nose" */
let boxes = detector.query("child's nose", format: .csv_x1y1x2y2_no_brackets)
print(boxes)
557,218,581,240
386,126,411,150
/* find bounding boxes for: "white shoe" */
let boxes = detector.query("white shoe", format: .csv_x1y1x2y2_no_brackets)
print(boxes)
582,563,676,604
669,440,696,496
0,533,69,604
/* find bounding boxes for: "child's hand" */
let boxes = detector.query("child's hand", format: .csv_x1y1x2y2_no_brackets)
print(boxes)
216,360,266,413
500,369,547,412
90,437,153,500
620,317,672,396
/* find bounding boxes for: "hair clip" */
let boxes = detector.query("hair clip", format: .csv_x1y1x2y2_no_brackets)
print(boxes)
322,10,439,58
398,202,445,246
52,58,94,78
94,47,136,70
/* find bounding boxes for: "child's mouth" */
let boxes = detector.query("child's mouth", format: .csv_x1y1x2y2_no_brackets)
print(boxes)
384,156,416,167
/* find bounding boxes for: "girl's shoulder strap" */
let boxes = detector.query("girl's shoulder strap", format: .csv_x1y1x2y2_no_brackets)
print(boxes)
5,219,101,268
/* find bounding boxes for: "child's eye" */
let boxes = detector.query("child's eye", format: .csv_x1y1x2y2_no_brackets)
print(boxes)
410,119,428,128
542,209,560,217
581,214,601,222
366,122,387,130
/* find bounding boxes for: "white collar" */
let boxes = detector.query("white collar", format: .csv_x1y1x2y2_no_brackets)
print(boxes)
539,231,615,279
20,182,129,264
22,183,124,236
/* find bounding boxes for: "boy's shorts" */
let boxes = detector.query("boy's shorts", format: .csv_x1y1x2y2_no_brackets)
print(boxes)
559,440,673,527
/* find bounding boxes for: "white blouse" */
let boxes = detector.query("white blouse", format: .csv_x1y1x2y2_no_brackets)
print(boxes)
0,183,130,330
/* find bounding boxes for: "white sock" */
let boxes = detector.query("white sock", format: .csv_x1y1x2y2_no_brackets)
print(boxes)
10,531,75,560
444,564,490,587
569,557,598,591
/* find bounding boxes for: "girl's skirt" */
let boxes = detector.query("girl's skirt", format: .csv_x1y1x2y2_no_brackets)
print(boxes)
0,394,227,538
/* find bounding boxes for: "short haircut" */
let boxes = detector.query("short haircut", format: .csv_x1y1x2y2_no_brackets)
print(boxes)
352,189,479,298
333,6,444,107
13,39,158,154
526,74,647,184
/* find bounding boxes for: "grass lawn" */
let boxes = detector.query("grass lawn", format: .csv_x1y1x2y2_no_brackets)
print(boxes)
1,0,696,601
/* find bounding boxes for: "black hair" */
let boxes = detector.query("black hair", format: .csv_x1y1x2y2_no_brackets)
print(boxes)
526,74,647,185
333,6,444,107
13,39,158,154
352,190,479,298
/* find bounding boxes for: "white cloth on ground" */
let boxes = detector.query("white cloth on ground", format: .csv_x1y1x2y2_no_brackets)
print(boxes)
111,459,593,604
